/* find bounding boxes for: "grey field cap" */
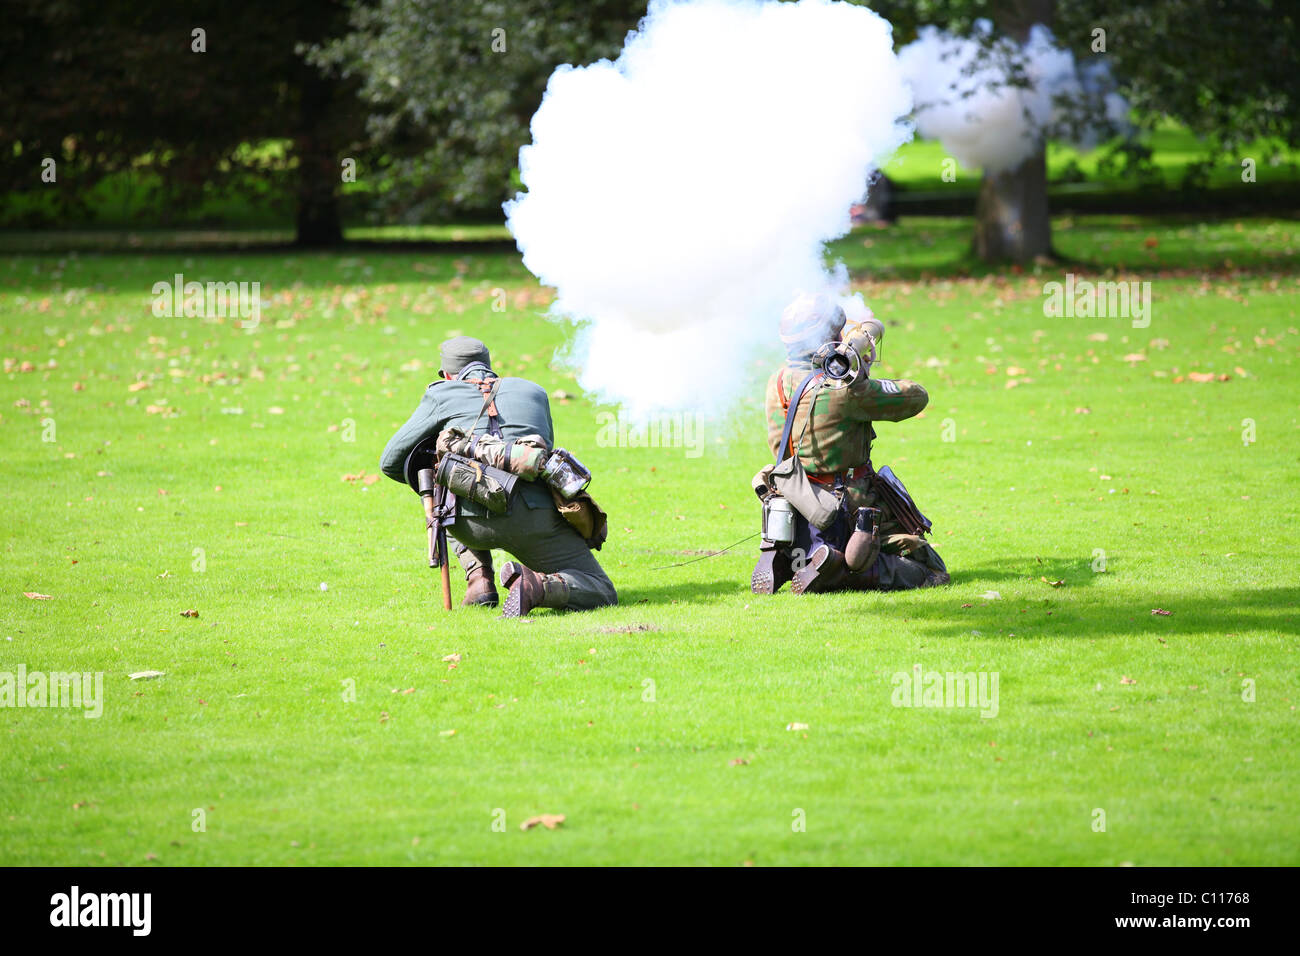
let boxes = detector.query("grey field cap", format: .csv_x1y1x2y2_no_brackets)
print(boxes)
439,336,491,376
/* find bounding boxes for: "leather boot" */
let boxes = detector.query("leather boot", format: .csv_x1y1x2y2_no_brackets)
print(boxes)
500,562,569,618
461,567,499,607
844,507,881,572
751,548,793,594
791,544,847,595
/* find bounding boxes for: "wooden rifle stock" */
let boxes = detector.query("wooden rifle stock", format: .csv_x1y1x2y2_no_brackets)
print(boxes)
417,467,452,611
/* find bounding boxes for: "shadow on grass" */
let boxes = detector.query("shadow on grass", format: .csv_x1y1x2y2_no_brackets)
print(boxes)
607,557,1298,642
617,579,744,607
894,585,1300,641
951,556,1102,586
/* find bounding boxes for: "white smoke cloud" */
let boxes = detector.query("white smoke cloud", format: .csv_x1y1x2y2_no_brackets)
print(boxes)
504,0,912,415
898,21,1127,175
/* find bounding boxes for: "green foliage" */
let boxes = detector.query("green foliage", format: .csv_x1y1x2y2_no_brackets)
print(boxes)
306,0,646,221
1053,1,1299,156
0,0,357,236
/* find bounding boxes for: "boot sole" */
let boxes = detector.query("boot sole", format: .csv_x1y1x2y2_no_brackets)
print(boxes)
499,562,539,618
499,561,524,590
791,546,830,595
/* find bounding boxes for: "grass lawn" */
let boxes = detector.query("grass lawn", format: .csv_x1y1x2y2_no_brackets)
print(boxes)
1,215,1297,865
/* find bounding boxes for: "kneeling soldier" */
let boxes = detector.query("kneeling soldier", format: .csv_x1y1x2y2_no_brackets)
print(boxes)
381,336,617,617
752,294,949,595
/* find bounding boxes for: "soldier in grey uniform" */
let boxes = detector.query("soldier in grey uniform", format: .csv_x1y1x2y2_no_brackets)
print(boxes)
381,336,617,617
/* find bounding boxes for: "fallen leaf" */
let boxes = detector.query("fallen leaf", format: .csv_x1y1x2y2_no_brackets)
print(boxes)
729,758,749,766
180,609,199,618
23,592,53,600
1151,608,1173,616
441,653,462,663
786,722,809,731
1040,577,1065,587
127,381,150,392
128,670,165,680
520,814,566,831
1120,676,1138,685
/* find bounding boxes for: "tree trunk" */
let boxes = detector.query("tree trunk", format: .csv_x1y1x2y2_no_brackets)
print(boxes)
294,73,343,248
973,148,1053,262
295,150,343,247
972,0,1056,263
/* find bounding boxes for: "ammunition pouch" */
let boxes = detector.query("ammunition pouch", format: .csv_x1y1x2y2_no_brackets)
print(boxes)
435,452,518,515
870,464,932,537
757,456,840,530
550,486,608,551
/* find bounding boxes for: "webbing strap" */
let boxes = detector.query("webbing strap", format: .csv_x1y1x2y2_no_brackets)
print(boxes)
775,370,823,465
465,377,502,438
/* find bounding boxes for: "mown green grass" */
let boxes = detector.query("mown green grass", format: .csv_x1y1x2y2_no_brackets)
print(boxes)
883,124,1300,194
1,216,1297,865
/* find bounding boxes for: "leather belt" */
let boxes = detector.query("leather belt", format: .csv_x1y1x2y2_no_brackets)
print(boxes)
808,463,871,486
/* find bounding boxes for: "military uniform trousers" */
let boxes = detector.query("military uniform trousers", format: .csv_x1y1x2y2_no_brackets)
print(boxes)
450,499,617,611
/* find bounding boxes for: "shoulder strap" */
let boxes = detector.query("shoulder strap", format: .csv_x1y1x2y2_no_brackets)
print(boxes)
465,377,502,438
775,370,822,465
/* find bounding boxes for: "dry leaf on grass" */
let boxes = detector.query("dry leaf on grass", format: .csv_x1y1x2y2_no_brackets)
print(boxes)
180,609,199,618
1151,608,1173,616
1120,676,1138,685
23,592,53,600
520,814,565,831
1040,577,1065,587
786,722,809,731
128,670,165,680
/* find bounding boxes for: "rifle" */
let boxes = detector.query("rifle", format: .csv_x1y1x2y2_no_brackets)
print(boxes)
418,467,452,611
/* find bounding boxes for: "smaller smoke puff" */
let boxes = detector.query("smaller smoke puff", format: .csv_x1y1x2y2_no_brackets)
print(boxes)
898,22,1127,175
